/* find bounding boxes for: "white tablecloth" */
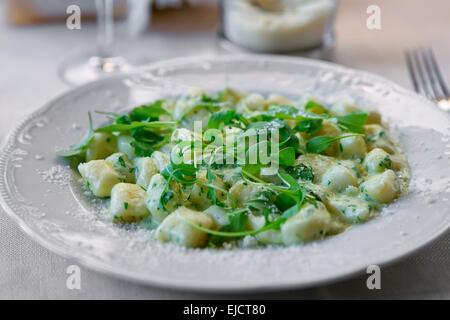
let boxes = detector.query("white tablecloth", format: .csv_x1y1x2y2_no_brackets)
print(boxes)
1,0,449,299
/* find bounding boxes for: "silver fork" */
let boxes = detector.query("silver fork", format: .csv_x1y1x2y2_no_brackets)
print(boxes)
405,47,450,111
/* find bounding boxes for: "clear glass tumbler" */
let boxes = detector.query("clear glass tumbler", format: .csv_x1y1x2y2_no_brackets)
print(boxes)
219,0,339,58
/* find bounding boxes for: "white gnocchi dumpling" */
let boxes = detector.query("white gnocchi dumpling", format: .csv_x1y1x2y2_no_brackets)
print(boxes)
145,174,180,223
134,157,159,189
296,154,336,182
155,206,214,248
218,167,243,186
187,86,207,97
244,93,266,111
175,142,203,165
173,99,192,121
281,202,332,245
361,169,399,203
171,128,202,144
117,135,135,160
188,171,226,210
316,120,341,137
363,148,392,174
330,103,360,116
228,180,265,207
326,195,371,223
339,135,367,159
151,151,170,172
110,183,149,223
364,124,397,154
105,153,135,183
204,205,229,228
321,165,358,193
266,94,292,106
86,132,117,161
364,124,385,137
78,160,121,197
366,110,382,124
248,214,283,245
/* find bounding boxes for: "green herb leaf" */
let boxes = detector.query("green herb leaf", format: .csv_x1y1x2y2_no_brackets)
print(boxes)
131,127,166,157
336,112,368,133
160,188,174,210
304,100,328,114
57,112,94,165
128,100,169,121
96,121,176,133
205,167,227,207
117,156,126,168
266,105,299,120
277,147,296,166
228,211,248,233
207,109,248,129
294,118,323,134
161,161,198,186
306,134,362,154
306,136,336,154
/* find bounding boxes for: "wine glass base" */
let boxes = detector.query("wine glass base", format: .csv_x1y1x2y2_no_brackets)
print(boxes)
58,52,131,86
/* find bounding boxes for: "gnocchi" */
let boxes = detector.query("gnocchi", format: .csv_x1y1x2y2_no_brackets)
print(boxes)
61,88,409,249
105,153,135,183
339,135,367,159
321,165,358,193
281,202,332,245
188,171,226,210
326,195,371,223
145,174,181,224
134,157,159,188
363,148,392,174
204,205,229,228
78,160,121,197
117,135,135,160
151,151,170,172
361,170,400,203
86,132,117,161
248,214,283,245
110,183,149,223
155,207,214,248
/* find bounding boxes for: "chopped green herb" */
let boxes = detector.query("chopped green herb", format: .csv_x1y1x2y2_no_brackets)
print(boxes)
57,112,95,166
286,164,315,181
336,112,368,133
306,134,363,154
294,118,323,134
117,156,126,168
304,100,328,114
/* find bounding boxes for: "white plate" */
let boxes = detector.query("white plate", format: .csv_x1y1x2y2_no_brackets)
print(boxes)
1,55,450,292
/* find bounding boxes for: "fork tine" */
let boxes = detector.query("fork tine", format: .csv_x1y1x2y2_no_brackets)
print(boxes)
420,47,443,100
405,50,420,93
426,47,450,99
405,48,438,100
413,48,437,100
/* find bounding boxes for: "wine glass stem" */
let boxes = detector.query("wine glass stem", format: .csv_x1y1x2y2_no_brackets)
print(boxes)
96,0,115,58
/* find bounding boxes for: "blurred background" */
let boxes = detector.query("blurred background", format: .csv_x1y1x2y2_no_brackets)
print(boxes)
1,0,450,299
2,0,450,105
